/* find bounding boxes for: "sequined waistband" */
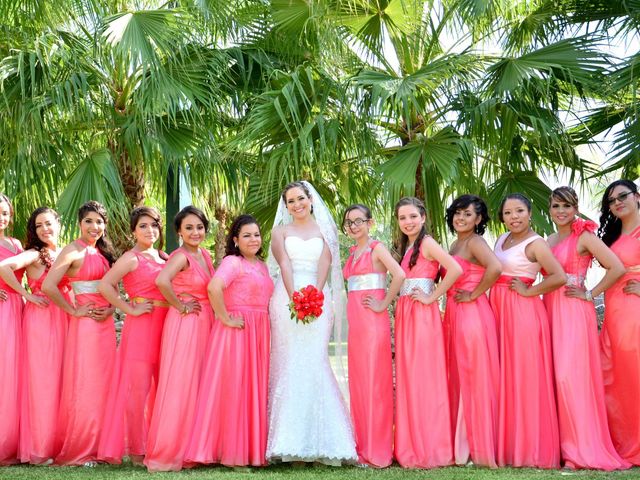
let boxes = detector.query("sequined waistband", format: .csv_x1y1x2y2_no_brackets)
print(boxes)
399,278,435,297
347,273,386,292
566,274,586,287
71,280,100,295
131,297,170,308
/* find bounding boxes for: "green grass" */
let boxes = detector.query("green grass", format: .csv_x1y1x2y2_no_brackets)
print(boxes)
1,463,638,480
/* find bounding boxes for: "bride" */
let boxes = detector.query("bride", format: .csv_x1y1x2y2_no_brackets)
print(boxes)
266,181,357,465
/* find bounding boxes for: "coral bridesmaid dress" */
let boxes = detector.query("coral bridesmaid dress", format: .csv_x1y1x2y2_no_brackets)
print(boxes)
98,252,168,463
601,225,640,464
20,271,70,464
144,247,214,472
490,233,559,468
343,241,393,467
185,255,274,467
55,240,116,465
0,238,24,465
444,256,499,468
544,219,629,470
394,244,453,468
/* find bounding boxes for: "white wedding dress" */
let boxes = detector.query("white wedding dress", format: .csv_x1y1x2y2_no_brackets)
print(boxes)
266,236,357,465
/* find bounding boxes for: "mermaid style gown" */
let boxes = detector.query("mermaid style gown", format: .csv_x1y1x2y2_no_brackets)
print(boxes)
266,236,356,465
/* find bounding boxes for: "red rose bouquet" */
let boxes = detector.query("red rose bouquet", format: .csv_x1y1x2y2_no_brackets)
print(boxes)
289,285,324,324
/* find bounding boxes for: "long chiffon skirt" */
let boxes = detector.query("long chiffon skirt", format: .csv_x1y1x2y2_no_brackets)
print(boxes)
446,295,499,468
394,296,453,468
490,280,559,468
544,289,629,470
20,301,68,464
0,292,23,465
54,315,116,465
601,275,640,465
144,307,213,472
98,306,168,463
185,308,270,466
347,289,393,467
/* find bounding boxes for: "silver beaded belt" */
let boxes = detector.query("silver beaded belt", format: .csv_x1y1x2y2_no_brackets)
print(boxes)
347,273,386,292
71,280,100,295
399,278,435,297
566,274,586,287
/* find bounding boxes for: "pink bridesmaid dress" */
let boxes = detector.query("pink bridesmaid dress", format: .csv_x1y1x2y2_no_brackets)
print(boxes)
444,256,499,468
55,240,116,465
20,271,70,464
144,247,214,472
490,233,559,468
601,225,640,464
394,244,453,468
343,241,393,467
185,255,274,467
543,219,629,470
98,252,169,463
0,239,24,465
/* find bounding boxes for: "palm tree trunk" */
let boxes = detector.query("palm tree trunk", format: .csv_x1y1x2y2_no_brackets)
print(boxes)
213,204,228,267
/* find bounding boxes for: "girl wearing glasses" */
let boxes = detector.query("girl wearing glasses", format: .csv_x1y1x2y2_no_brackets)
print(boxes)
342,204,404,467
598,179,640,465
544,186,628,470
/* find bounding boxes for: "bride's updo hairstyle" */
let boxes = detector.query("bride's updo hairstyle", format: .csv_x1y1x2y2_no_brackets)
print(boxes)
281,181,313,214
394,196,428,270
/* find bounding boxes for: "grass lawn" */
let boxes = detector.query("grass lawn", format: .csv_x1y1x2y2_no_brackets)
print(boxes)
1,463,638,480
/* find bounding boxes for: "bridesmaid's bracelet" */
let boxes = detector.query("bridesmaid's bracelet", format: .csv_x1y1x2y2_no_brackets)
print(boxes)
584,289,593,302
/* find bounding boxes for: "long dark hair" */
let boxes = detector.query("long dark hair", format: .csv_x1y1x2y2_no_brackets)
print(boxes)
25,207,59,268
598,179,640,247
225,214,263,258
78,201,116,266
446,194,490,236
394,197,428,270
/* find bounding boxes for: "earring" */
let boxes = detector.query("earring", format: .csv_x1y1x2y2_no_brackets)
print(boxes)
234,242,238,248
310,205,314,215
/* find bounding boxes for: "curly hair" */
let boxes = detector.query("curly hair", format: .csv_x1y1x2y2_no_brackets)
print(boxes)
446,194,490,236
25,207,59,268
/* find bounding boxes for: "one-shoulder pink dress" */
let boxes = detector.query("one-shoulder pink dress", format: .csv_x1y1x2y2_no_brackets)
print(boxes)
185,255,273,467
444,256,499,468
394,244,453,468
490,233,559,468
0,238,24,465
55,240,115,465
144,247,214,472
98,251,168,463
601,225,640,464
544,219,629,470
343,241,393,467
20,269,70,464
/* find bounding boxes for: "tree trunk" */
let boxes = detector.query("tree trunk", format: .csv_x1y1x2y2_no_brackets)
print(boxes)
213,204,228,267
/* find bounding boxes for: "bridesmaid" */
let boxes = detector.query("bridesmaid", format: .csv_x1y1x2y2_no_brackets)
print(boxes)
0,207,67,465
490,193,564,468
443,195,501,468
144,205,215,472
544,186,629,470
0,193,23,465
393,197,462,468
185,214,274,467
342,204,404,468
97,207,169,464
42,200,117,466
598,179,640,464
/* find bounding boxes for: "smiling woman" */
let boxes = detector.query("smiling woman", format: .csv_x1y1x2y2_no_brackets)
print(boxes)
41,201,117,466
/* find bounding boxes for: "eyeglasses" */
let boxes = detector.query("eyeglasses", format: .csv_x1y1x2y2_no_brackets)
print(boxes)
607,191,635,205
343,218,369,228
